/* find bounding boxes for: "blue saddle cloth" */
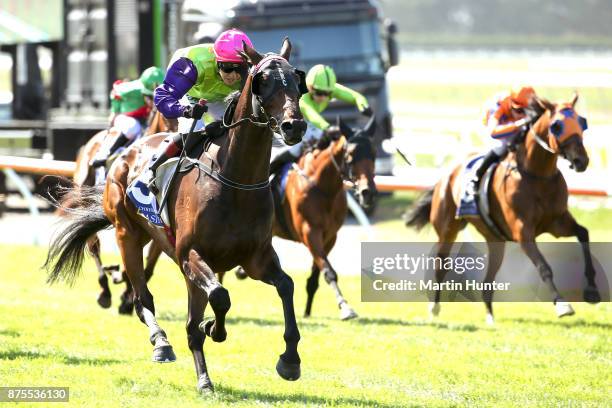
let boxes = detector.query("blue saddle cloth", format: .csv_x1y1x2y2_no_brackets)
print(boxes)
126,175,165,227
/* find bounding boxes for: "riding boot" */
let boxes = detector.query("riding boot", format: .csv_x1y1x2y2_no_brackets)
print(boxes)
270,149,299,176
142,133,186,193
468,145,507,194
91,133,130,168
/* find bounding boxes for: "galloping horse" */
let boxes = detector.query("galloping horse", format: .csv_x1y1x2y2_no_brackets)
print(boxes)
233,116,378,320
45,38,307,393
405,95,600,323
67,107,171,313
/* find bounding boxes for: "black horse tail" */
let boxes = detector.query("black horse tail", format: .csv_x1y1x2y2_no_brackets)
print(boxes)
404,188,434,231
44,185,111,284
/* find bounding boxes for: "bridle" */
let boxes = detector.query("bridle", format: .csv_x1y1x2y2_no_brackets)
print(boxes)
222,54,306,133
532,107,587,156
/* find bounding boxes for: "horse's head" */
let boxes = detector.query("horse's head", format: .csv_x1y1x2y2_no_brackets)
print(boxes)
240,38,307,145
338,116,378,209
533,94,589,172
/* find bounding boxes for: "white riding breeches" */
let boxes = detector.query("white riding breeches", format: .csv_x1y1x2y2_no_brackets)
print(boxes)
113,114,142,141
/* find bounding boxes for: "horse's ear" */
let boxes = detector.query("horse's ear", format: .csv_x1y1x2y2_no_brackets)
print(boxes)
280,37,291,61
241,40,263,65
363,114,376,138
571,92,579,108
338,116,353,138
535,96,555,114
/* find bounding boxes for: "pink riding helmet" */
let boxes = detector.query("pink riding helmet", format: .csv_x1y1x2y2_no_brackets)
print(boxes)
213,28,253,63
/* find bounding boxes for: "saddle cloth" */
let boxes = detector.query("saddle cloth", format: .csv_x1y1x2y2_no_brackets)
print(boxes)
126,158,180,228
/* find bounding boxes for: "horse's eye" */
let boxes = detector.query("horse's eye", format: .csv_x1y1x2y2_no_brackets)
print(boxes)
550,120,564,137
578,116,588,131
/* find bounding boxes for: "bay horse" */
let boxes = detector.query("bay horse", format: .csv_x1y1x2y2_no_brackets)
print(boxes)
232,116,378,320
405,95,600,323
67,107,171,313
45,38,307,393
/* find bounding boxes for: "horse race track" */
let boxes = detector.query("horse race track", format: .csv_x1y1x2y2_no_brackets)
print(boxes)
0,244,609,407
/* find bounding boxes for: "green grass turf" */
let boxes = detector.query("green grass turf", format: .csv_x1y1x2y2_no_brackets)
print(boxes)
0,243,610,407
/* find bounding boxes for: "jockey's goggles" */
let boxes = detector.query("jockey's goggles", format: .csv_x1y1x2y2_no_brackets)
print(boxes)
218,62,243,74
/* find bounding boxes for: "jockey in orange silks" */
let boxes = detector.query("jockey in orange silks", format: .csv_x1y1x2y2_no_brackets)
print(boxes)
460,86,539,214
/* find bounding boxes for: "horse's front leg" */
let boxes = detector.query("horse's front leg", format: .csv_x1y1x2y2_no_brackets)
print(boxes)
515,226,574,317
303,228,356,320
547,211,600,303
182,249,230,343
243,246,301,381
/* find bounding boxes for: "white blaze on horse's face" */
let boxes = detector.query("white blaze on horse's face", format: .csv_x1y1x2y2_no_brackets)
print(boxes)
277,68,287,86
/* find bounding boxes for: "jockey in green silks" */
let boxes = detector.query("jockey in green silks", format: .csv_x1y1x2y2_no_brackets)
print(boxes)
91,66,164,168
269,64,371,175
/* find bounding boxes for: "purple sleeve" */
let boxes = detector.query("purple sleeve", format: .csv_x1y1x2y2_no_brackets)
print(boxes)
153,57,198,119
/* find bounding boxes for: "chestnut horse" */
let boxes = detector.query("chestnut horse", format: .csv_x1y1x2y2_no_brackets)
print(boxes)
233,116,378,320
405,95,600,323
67,108,170,313
45,39,307,393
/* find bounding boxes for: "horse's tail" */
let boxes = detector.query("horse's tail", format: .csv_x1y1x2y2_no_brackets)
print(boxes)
404,188,434,231
44,185,111,284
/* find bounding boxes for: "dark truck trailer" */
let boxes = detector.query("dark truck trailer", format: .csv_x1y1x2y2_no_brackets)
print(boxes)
180,0,399,174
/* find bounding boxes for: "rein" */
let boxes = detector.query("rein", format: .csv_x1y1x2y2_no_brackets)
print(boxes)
182,157,270,191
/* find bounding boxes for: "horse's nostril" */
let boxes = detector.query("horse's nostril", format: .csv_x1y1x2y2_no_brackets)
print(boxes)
281,121,293,132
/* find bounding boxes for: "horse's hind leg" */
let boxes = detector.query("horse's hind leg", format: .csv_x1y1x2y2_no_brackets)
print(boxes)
304,262,320,318
115,225,176,362
89,235,111,309
119,242,162,315
482,240,505,325
305,230,356,320
547,211,601,304
429,184,465,317
184,277,214,393
243,246,301,381
182,249,230,343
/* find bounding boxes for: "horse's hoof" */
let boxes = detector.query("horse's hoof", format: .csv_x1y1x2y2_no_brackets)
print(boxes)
97,293,111,309
199,319,227,343
583,285,601,304
118,301,134,315
197,375,214,394
152,345,176,363
111,270,124,284
429,302,440,318
234,267,247,280
339,304,358,321
555,301,575,318
276,357,300,381
485,313,495,326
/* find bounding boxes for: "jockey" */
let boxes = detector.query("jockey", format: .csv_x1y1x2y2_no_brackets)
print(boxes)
460,86,539,214
142,28,253,186
91,66,164,167
269,64,371,175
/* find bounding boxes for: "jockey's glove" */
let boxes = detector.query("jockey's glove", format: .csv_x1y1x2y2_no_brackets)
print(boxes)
356,95,369,113
183,103,208,120
361,106,373,117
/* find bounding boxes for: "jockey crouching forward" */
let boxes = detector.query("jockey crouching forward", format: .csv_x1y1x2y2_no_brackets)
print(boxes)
141,28,254,188
269,64,371,175
459,86,540,216
91,66,164,168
